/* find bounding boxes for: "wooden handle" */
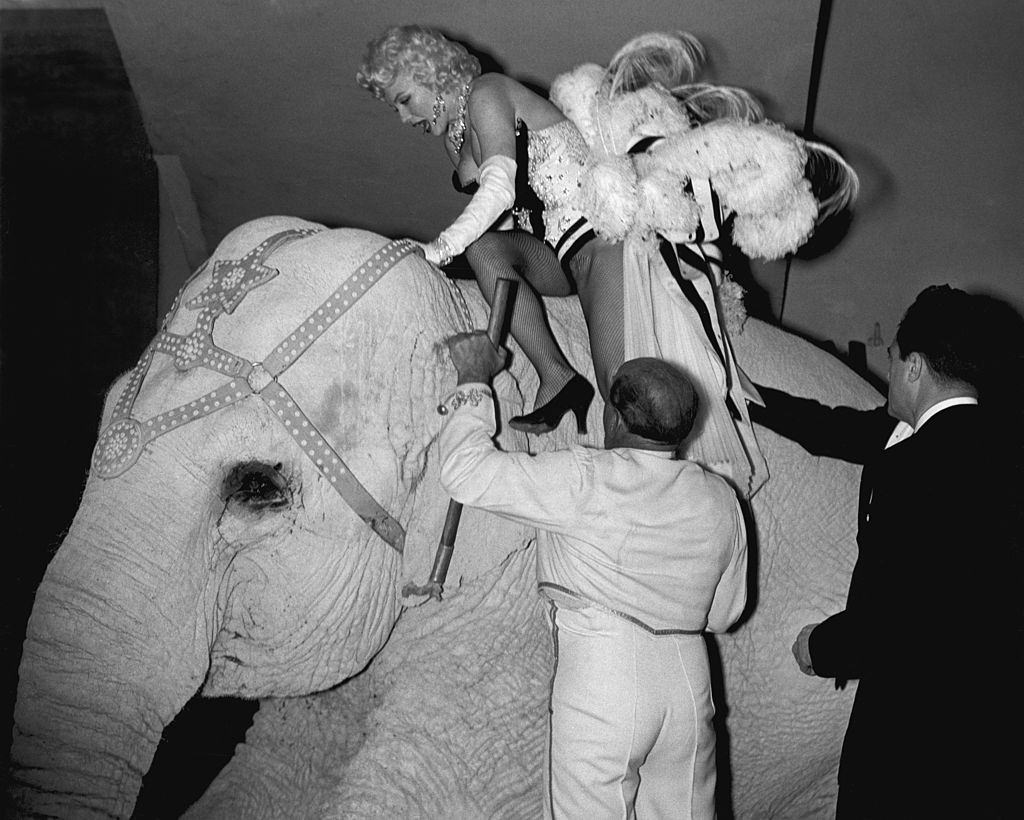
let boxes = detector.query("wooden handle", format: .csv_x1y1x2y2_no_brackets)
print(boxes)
486,278,514,345
418,277,517,599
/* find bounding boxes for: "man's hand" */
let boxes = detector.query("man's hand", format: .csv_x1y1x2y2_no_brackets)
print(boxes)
792,623,819,676
446,331,508,385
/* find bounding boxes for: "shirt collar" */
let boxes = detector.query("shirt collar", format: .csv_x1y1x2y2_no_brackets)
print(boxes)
915,396,978,432
614,446,679,459
885,396,977,450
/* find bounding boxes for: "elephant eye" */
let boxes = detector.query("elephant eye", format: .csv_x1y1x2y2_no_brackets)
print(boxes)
221,461,291,510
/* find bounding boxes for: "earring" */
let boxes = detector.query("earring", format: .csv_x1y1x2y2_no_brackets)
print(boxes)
431,94,446,127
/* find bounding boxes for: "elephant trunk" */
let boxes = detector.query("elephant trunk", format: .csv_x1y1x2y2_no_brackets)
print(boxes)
8,485,214,819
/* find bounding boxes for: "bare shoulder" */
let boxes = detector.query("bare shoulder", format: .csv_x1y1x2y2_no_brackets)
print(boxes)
469,72,516,102
471,72,562,126
465,73,515,119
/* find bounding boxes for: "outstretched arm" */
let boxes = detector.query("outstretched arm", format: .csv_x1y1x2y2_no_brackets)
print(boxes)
748,384,895,465
438,332,594,536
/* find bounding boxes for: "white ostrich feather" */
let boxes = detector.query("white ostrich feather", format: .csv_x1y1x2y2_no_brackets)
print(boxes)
548,32,858,258
604,31,705,97
577,157,638,240
634,167,701,240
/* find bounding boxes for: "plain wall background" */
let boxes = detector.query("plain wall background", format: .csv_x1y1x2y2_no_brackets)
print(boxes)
777,0,1024,376
3,0,1022,377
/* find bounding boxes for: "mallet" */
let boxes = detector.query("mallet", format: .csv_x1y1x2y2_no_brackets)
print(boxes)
402,276,516,601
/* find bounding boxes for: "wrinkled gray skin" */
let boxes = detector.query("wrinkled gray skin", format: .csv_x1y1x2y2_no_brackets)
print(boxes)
9,217,879,818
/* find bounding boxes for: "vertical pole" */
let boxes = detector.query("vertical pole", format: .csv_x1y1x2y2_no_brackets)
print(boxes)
404,277,517,600
780,0,834,325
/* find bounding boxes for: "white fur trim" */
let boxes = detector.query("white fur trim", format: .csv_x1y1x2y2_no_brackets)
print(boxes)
577,156,638,241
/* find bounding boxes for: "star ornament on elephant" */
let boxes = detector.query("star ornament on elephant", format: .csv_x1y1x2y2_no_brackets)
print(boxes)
186,232,294,315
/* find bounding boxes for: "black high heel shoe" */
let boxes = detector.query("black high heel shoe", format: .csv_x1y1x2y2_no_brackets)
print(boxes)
508,374,595,435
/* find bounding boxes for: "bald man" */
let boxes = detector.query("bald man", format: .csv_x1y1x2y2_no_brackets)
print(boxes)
438,331,748,820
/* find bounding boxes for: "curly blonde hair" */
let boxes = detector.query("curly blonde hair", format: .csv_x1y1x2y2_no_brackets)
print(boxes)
356,25,481,99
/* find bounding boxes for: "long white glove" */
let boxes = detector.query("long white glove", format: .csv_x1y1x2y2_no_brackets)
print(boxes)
423,154,516,266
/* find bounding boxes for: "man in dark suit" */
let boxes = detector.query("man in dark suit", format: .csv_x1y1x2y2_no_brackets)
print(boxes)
749,285,1021,818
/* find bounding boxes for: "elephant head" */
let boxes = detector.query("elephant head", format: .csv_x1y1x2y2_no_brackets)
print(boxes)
8,217,559,818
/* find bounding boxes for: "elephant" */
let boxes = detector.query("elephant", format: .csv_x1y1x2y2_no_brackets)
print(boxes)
7,215,881,818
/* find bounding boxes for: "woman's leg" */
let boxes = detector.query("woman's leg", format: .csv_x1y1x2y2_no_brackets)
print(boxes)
567,236,625,394
464,231,579,408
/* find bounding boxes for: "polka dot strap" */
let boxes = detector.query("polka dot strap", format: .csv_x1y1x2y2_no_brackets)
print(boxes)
262,239,418,377
259,381,405,553
93,382,255,479
110,343,157,421
91,234,413,555
105,228,319,421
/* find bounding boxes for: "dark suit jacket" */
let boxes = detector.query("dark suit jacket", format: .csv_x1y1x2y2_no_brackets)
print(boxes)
750,388,1020,818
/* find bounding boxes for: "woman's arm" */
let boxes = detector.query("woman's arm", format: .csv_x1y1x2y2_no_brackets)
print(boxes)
421,76,519,266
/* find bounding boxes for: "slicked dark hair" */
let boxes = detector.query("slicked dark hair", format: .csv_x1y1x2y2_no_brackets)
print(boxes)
895,285,989,388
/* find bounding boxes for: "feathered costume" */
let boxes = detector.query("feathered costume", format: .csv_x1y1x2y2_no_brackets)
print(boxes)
550,32,858,498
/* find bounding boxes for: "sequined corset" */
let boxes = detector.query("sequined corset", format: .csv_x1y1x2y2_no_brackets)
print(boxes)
527,120,590,242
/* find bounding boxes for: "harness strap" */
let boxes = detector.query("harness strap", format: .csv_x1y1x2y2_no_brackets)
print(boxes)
93,380,256,478
263,240,416,376
110,343,156,420
105,229,318,419
91,232,417,554
259,381,406,552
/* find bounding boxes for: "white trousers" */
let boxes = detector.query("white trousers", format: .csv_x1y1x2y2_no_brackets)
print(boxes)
544,603,717,820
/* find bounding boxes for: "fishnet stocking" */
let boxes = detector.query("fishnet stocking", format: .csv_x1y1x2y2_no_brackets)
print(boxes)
567,237,625,402
465,231,579,408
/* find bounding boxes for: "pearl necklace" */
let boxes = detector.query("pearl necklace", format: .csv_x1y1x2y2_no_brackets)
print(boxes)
447,84,471,153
